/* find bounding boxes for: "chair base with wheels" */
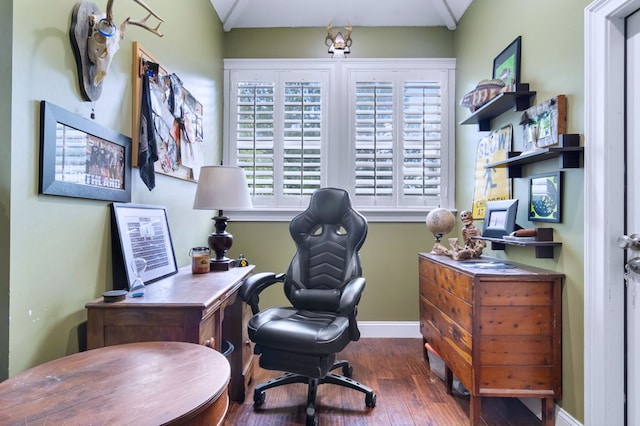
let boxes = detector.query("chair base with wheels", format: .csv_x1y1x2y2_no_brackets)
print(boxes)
253,358,377,426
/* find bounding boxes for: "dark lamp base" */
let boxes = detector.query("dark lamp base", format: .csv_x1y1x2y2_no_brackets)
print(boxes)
210,258,235,271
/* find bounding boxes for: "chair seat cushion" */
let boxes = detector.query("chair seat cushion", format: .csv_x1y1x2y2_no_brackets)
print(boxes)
248,307,351,355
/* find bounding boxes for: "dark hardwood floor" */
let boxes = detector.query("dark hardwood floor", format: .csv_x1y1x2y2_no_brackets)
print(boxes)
224,338,543,425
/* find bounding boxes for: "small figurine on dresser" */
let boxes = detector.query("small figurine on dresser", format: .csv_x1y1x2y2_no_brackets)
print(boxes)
446,210,486,261
457,210,486,259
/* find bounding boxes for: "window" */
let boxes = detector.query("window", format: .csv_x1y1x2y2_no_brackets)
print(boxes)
224,59,455,221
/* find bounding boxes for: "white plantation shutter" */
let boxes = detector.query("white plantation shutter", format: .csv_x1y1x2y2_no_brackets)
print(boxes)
283,81,322,196
235,81,275,197
224,59,455,219
402,81,443,203
350,69,450,208
354,81,394,197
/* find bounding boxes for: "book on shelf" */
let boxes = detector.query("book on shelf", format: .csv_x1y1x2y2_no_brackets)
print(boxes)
502,235,536,242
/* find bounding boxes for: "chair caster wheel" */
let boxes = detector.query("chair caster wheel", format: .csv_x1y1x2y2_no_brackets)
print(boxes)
342,365,353,377
365,392,377,408
253,390,265,406
306,403,318,426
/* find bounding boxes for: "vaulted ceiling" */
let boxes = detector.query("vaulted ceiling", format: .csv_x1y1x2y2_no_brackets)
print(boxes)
210,0,474,32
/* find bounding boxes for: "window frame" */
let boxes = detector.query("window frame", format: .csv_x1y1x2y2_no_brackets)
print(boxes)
223,58,456,222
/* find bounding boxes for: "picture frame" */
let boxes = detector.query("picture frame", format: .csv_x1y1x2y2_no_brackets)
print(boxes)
521,95,567,152
528,172,562,223
492,36,522,90
39,100,131,202
110,203,178,290
482,199,519,238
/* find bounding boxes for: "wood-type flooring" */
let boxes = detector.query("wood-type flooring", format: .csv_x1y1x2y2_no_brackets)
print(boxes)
224,338,543,425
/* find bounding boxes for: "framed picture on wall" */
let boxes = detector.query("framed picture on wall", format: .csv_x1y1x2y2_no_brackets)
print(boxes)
39,100,131,202
492,36,522,90
528,172,562,223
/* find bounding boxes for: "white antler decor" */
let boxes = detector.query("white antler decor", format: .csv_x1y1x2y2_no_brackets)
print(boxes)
70,0,165,103
325,21,352,57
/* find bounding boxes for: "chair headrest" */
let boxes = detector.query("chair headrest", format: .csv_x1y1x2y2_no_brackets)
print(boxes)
309,188,352,224
290,188,366,244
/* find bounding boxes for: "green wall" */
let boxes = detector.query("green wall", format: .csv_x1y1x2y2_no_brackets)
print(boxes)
455,1,588,421
224,26,454,58
4,0,224,377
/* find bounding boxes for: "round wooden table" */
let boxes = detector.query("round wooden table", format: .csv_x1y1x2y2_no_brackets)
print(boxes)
0,341,230,425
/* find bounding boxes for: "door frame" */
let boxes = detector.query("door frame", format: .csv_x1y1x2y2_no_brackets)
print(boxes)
585,0,640,424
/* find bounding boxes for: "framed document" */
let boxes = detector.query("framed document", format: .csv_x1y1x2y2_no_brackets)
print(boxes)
110,203,178,290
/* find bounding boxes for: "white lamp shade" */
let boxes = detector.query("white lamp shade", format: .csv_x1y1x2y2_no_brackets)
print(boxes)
193,166,253,211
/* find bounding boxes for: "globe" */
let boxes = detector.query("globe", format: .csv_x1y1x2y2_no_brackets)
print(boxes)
425,208,455,240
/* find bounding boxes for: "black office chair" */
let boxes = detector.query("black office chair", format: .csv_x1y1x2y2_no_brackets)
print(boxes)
239,187,376,426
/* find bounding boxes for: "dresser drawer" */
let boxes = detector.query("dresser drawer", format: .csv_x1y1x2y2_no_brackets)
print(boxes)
420,256,473,302
421,297,473,390
420,278,472,332
478,281,554,306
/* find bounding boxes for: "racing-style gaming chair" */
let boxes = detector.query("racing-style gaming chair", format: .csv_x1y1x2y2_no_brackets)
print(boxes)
238,187,376,426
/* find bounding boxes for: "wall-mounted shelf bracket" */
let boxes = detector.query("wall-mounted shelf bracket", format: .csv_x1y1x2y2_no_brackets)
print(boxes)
485,134,583,178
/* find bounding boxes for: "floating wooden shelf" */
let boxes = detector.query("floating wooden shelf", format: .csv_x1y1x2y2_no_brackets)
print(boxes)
485,133,583,178
459,84,536,131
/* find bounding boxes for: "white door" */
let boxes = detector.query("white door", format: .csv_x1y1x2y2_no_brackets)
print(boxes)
625,10,640,424
585,1,640,425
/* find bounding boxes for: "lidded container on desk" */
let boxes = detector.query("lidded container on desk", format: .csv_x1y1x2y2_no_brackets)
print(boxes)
190,247,211,274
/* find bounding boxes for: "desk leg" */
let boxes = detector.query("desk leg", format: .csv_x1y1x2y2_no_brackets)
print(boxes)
223,294,252,402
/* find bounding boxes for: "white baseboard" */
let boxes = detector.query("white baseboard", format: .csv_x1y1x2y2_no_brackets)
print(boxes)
359,322,583,426
358,321,421,338
519,398,582,426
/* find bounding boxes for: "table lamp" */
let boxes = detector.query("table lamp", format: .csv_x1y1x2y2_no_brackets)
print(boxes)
193,165,253,271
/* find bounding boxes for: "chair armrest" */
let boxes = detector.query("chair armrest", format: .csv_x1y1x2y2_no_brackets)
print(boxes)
338,276,366,314
239,272,286,314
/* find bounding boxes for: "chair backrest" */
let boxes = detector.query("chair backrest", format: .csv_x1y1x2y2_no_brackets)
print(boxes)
284,188,367,310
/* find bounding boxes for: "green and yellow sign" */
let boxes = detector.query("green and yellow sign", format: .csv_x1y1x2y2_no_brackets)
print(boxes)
472,125,512,219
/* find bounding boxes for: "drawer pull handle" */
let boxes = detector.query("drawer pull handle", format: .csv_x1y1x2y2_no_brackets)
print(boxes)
205,338,215,348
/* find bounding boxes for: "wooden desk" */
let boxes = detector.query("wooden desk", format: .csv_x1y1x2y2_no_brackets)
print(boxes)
86,265,255,402
418,253,563,426
0,341,230,425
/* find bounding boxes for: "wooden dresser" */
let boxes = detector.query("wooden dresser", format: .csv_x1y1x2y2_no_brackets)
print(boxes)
86,265,255,402
418,253,563,426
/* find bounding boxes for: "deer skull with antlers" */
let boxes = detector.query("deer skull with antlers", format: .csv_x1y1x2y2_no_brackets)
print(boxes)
325,22,352,57
70,0,165,102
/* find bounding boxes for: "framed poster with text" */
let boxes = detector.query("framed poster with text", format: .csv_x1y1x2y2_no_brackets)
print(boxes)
472,124,512,220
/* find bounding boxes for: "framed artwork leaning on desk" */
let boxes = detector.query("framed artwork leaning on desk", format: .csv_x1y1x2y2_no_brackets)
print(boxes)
110,203,178,290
